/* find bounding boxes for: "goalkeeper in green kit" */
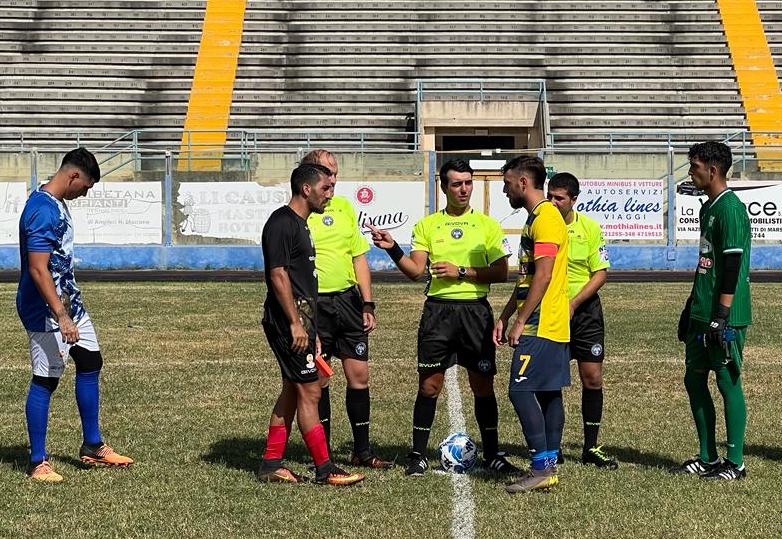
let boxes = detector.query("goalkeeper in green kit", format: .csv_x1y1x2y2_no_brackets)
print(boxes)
671,141,751,481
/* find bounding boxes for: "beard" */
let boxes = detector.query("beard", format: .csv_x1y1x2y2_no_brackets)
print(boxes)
508,193,525,209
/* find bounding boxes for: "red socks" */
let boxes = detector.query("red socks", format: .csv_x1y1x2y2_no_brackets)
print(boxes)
263,424,288,461
302,424,330,466
264,423,330,466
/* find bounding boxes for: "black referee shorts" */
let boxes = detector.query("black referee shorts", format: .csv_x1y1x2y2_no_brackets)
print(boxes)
262,301,319,384
317,286,369,361
417,297,496,375
569,294,605,363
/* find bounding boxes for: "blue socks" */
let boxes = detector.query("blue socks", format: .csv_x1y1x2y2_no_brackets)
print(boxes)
75,370,102,446
26,380,53,465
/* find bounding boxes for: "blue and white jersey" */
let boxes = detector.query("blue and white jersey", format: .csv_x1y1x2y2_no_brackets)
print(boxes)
17,188,86,332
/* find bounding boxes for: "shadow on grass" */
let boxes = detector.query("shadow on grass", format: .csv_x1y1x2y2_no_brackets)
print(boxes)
0,445,86,472
499,441,680,470
331,440,412,467
203,437,415,475
0,445,29,472
202,437,315,475
744,444,782,462
596,445,679,469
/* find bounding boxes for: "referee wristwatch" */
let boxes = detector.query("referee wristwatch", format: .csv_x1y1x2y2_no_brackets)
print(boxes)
457,266,467,280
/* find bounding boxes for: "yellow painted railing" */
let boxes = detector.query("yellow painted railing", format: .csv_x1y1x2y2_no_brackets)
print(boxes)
718,0,782,171
179,0,246,171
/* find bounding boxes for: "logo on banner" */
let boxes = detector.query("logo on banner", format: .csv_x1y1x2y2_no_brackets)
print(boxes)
355,186,374,205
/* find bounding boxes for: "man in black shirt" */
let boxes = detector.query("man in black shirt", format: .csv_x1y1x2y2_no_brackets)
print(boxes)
258,163,364,486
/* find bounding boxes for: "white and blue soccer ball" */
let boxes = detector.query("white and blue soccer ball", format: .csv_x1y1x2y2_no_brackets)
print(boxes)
438,432,478,473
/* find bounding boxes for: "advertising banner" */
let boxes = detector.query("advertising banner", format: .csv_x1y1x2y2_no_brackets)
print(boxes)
68,182,162,244
0,182,26,244
177,181,426,244
487,179,665,240
677,181,782,241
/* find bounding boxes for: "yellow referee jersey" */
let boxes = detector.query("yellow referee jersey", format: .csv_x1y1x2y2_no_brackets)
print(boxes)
411,208,511,300
516,200,569,343
308,195,370,293
566,210,610,300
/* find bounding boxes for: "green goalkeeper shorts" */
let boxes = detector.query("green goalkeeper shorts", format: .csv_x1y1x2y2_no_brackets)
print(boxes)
685,321,747,373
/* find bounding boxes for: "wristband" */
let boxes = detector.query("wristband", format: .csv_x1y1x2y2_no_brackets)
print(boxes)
714,303,730,320
385,241,404,263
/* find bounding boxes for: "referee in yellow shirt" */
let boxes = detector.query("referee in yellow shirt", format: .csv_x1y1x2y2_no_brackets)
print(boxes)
303,150,391,469
547,172,618,469
369,159,516,476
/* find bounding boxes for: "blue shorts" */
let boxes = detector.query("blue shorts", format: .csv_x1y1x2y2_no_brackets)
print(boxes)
509,335,571,392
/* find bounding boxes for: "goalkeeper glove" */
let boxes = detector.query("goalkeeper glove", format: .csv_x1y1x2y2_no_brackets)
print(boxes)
707,304,730,347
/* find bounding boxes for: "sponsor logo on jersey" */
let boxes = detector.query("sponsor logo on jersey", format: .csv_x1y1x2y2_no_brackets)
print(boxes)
322,215,334,226
451,228,463,239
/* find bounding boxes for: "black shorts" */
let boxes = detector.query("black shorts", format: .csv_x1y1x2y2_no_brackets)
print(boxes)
569,294,605,363
262,301,318,384
317,287,369,361
416,297,496,375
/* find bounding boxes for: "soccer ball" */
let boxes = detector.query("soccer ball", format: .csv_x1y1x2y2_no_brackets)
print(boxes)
438,432,478,473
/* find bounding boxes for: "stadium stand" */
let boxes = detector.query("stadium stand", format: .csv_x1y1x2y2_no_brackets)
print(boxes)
0,1,779,150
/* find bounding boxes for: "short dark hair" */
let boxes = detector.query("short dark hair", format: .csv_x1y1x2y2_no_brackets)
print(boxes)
501,156,546,189
439,159,473,190
548,172,580,198
688,141,732,177
290,163,330,195
60,147,100,183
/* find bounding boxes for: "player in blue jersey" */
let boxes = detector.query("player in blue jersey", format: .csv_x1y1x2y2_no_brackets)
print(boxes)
17,148,133,482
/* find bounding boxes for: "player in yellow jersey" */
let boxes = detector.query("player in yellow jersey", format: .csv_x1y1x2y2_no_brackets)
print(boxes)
302,150,391,469
369,159,516,476
547,172,618,470
493,156,570,493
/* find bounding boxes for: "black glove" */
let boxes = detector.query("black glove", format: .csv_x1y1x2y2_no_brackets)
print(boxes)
677,297,692,342
707,304,731,347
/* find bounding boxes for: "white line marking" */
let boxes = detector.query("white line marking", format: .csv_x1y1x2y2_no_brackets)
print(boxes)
445,367,475,539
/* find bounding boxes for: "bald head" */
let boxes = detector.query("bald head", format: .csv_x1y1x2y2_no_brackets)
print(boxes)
301,149,338,179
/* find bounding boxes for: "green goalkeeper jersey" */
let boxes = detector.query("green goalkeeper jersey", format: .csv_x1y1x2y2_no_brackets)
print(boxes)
690,189,752,327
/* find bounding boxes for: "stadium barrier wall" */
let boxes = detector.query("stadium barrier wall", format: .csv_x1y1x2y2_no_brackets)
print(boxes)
1,150,782,271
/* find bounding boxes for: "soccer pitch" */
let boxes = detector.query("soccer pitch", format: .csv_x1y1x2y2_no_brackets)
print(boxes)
1,281,781,538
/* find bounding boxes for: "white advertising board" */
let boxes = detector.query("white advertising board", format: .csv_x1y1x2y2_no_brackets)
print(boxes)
0,182,27,244
487,178,665,240
177,181,426,244
68,182,162,244
677,181,782,241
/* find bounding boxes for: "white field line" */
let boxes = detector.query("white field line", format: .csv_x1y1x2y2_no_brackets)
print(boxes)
445,367,476,539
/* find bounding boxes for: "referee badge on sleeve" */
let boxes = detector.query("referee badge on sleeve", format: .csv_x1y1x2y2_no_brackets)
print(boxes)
599,245,609,262
502,237,512,256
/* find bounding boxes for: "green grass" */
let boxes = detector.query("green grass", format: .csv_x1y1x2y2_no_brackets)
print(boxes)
1,281,781,538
